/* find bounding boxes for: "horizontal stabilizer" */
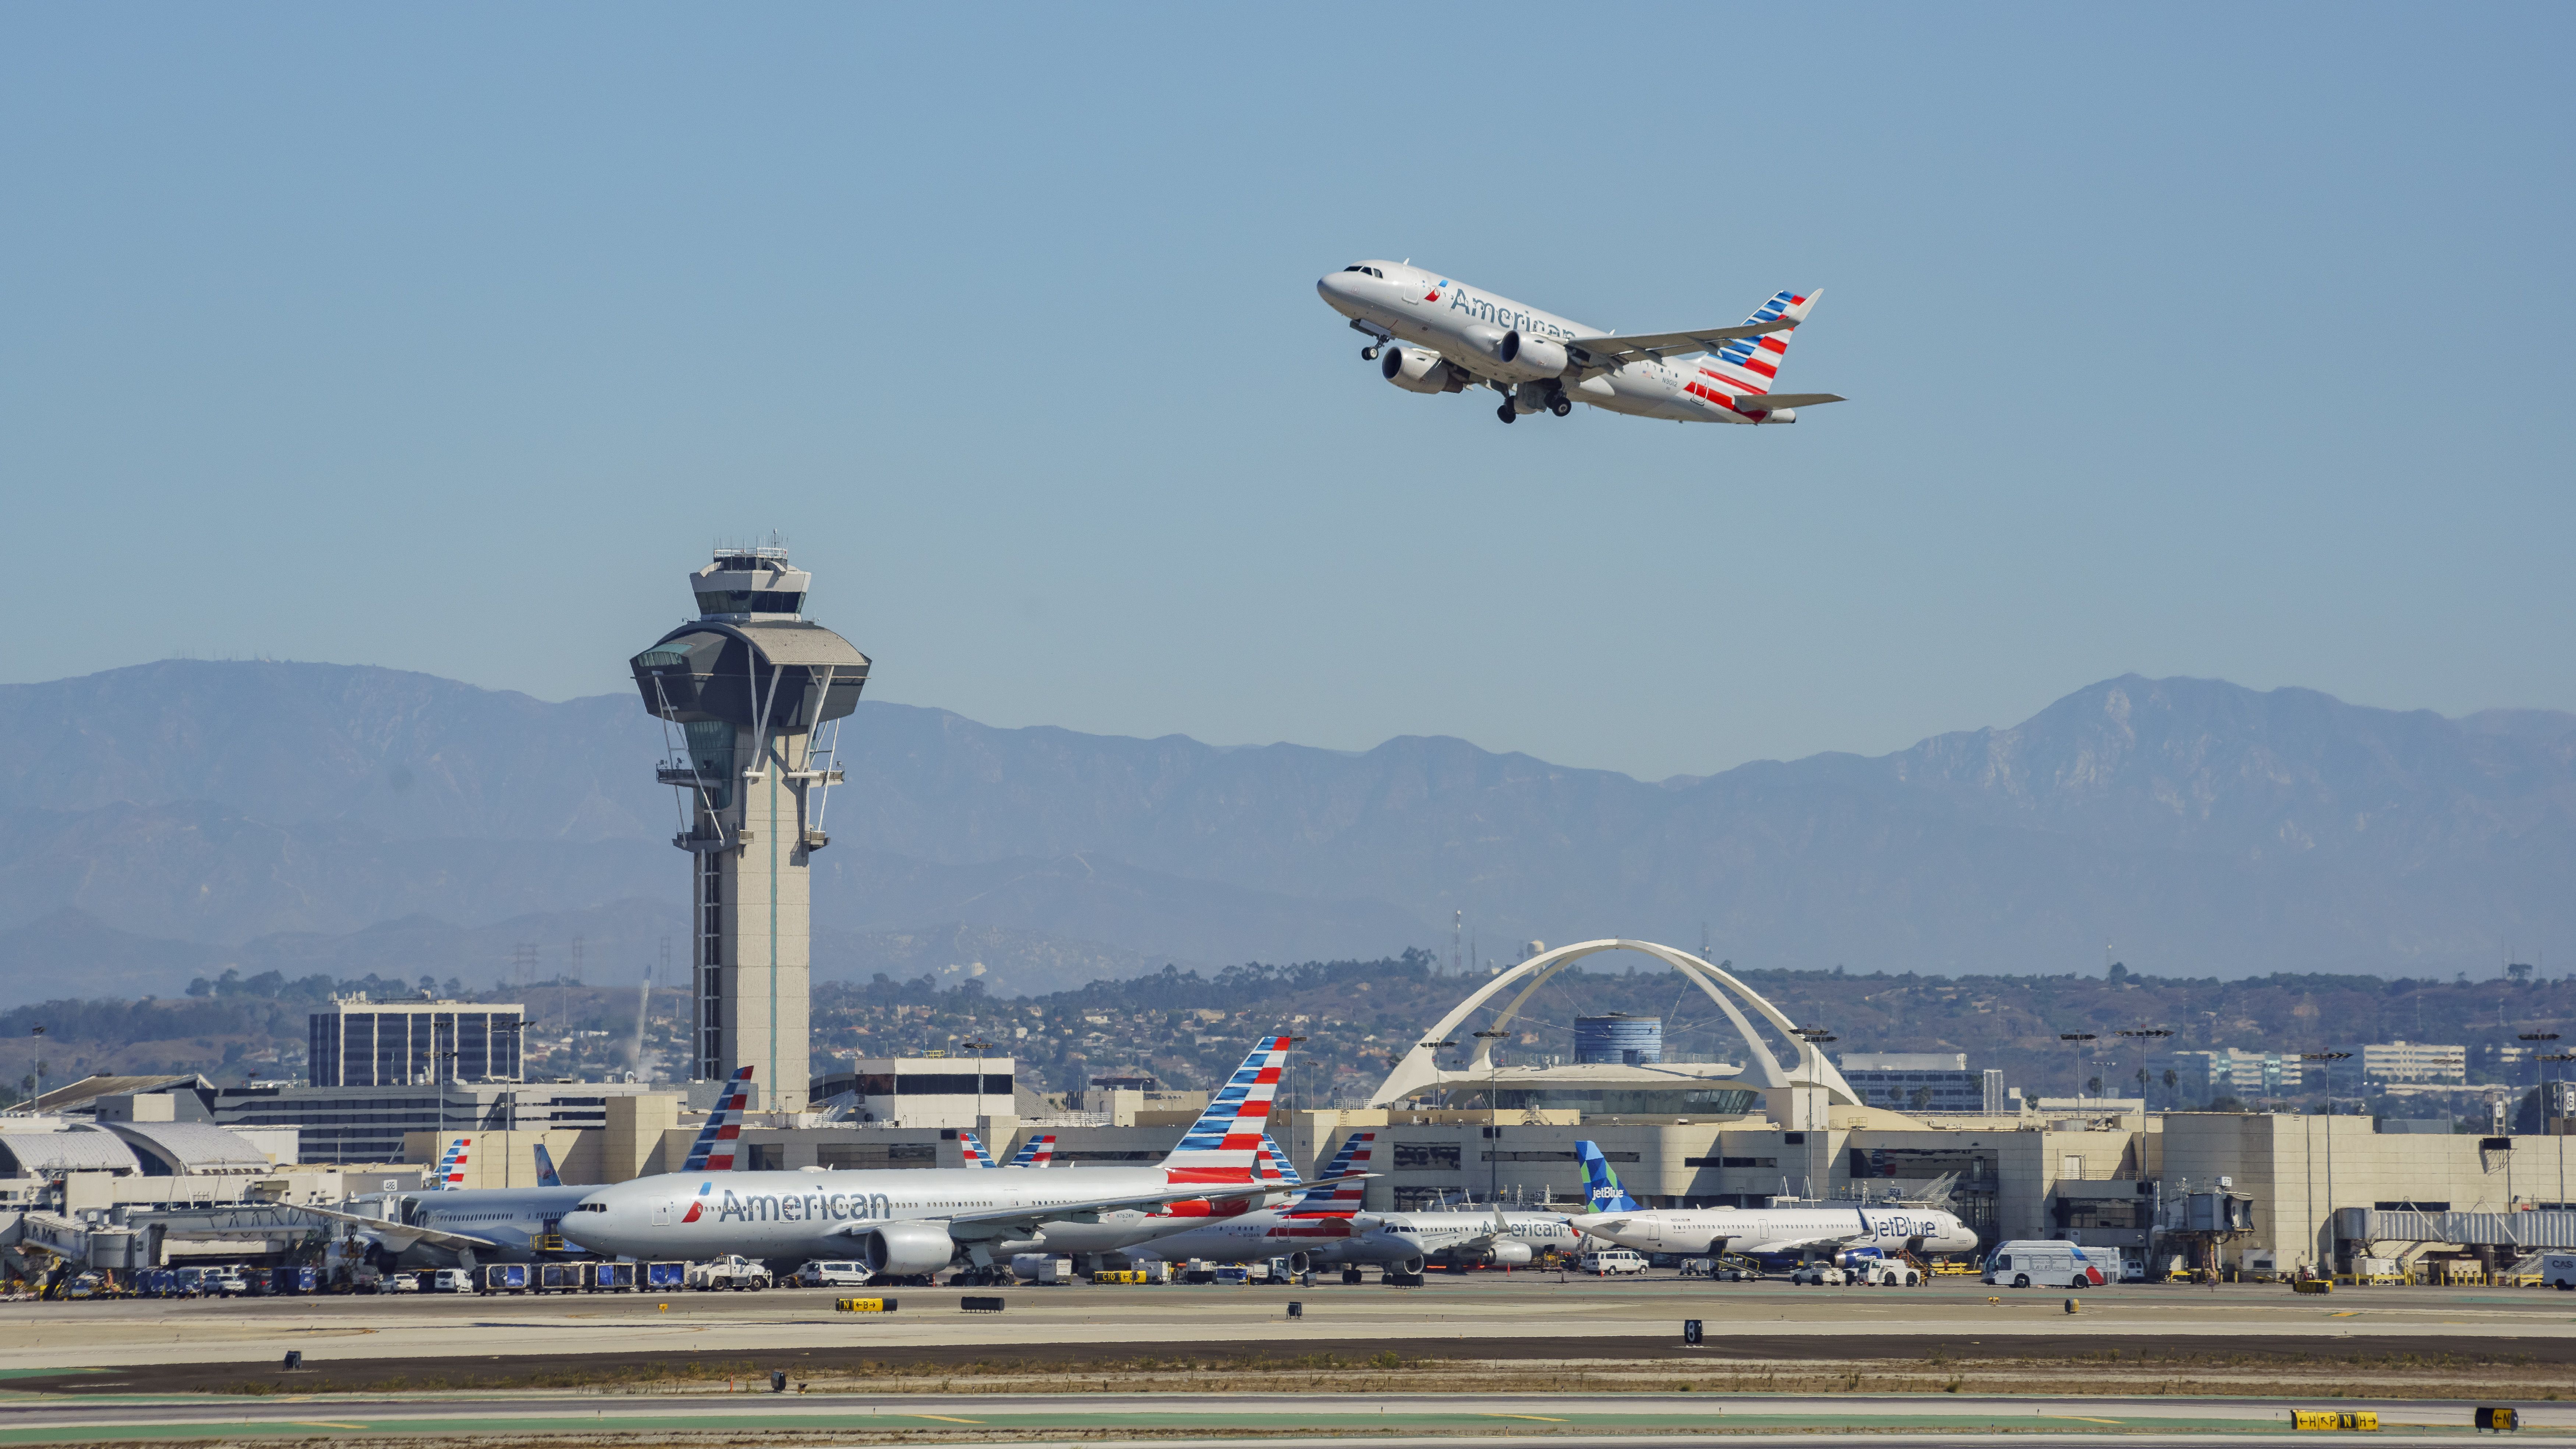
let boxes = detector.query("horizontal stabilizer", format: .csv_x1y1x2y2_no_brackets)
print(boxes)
1735,392,1845,410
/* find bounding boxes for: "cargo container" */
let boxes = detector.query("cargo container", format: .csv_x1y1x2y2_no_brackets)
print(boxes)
537,1263,583,1294
585,1261,638,1292
643,1261,688,1291
481,1264,530,1294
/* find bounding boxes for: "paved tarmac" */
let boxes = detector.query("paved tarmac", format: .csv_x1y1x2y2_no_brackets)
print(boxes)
2,1273,2568,1374
0,1389,2566,1445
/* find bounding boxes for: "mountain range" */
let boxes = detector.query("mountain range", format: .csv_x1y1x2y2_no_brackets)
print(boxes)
0,660,2569,1006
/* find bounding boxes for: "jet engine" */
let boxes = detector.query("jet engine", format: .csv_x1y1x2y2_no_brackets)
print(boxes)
1381,347,1463,394
1476,1241,1535,1267
1497,330,1568,381
1283,1250,1311,1276
856,1220,954,1277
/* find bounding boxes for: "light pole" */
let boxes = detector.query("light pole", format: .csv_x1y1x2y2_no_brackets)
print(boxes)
1473,1029,1510,1206
2118,1029,2173,1108
27,1026,45,1115
2060,1033,2098,1102
2543,1053,2576,1209
2300,1050,2352,1269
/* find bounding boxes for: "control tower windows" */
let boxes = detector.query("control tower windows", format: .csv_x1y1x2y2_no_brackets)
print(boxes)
694,589,804,616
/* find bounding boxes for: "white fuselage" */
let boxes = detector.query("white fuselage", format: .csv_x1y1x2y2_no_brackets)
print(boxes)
1134,1209,1578,1268
566,1167,1236,1265
1578,1205,1979,1259
1315,262,1778,424
364,1187,599,1268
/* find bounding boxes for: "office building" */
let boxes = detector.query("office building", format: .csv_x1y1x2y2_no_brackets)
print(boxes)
307,996,524,1086
630,545,870,1113
1838,1052,2013,1113
809,1056,1015,1129
2358,1040,2468,1086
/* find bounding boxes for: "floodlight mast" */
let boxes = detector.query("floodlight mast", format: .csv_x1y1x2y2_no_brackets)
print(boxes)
629,545,870,1114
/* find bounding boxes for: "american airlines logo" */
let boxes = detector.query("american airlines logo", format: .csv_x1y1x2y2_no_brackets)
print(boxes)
687,1186,898,1224
1444,287,1574,342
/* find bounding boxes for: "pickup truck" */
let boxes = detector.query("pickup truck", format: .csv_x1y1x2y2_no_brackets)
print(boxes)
687,1255,774,1291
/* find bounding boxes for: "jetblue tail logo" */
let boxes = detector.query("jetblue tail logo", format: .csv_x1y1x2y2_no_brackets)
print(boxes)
1575,1140,1641,1213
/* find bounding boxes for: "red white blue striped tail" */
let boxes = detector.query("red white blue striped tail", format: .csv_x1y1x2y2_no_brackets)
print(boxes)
1257,1134,1304,1188
682,1065,754,1172
1159,1035,1294,1182
1696,289,1819,399
1290,1129,1374,1213
428,1137,471,1191
1009,1133,1056,1167
956,1129,997,1168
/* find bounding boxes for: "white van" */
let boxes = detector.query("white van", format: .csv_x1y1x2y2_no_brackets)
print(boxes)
795,1260,871,1289
424,1268,477,1294
1580,1249,1649,1276
1982,1240,2106,1289
2542,1255,2576,1291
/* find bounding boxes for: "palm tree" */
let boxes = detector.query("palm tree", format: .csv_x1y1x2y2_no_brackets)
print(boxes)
2162,1068,2180,1107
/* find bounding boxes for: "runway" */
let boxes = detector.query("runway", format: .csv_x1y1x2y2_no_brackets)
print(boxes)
0,1389,2568,1445
4,1275,2570,1374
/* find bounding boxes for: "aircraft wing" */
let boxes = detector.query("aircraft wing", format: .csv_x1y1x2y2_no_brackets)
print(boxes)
289,1202,507,1255
1567,322,1794,369
828,1172,1373,1240
1735,1233,1863,1255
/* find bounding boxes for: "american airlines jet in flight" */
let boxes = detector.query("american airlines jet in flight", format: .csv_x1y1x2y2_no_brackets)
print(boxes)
1316,262,1843,426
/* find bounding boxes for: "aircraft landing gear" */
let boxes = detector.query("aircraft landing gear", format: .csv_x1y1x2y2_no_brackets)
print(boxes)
1496,400,1516,424
1550,398,1572,417
1361,345,1380,361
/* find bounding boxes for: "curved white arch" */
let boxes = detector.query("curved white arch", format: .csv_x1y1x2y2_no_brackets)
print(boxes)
1365,938,1856,1115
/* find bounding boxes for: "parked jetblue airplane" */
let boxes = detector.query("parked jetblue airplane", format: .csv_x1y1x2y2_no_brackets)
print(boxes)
1567,1140,1977,1264
1316,262,1843,426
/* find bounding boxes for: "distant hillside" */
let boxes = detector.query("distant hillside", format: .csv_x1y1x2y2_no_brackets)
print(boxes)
0,661,2570,1004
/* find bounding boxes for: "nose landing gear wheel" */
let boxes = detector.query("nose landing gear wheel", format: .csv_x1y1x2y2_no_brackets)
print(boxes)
1361,346,1380,361
1550,399,1572,417
1496,402,1516,424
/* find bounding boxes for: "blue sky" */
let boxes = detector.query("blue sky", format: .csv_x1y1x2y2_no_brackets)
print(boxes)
4,5,2569,781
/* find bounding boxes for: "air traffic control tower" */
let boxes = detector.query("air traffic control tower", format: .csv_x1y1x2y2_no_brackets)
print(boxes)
630,546,868,1113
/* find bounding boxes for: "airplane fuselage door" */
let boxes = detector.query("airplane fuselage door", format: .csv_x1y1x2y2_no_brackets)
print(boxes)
651,1201,673,1227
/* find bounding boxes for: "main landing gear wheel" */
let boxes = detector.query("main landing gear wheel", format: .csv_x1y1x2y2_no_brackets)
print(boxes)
1496,401,1516,424
1550,399,1571,417
1361,346,1380,361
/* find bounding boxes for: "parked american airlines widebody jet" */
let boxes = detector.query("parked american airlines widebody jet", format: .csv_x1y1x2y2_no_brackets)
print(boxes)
1316,261,1844,426
565,1039,1359,1283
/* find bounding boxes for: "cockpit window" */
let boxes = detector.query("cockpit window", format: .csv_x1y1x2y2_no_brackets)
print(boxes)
1342,265,1386,278
1344,265,1365,272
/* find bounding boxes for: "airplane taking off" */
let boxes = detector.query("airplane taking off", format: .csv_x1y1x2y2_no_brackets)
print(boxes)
1566,1140,1978,1264
1315,262,1843,426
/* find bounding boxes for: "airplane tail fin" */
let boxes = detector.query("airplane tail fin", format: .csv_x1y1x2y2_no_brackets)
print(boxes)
1698,289,1818,397
1158,1036,1294,1181
954,1129,996,1168
1008,1133,1056,1167
1291,1130,1374,1212
1257,1134,1304,1188
428,1137,471,1191
681,1065,754,1172
1576,1140,1641,1213
532,1142,562,1188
